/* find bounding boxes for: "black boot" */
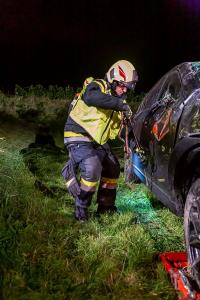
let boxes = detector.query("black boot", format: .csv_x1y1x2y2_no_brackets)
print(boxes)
96,205,118,216
96,188,118,216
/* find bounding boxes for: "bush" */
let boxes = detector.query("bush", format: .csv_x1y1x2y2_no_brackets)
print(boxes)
14,84,75,100
15,84,27,97
127,90,145,103
127,90,145,113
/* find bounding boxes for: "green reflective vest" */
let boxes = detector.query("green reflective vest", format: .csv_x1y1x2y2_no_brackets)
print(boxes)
70,79,122,145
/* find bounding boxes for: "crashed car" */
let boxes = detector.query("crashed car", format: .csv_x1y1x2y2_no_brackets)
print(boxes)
125,61,200,287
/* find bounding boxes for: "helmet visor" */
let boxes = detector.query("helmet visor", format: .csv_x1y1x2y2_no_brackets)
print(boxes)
123,81,137,91
122,70,138,91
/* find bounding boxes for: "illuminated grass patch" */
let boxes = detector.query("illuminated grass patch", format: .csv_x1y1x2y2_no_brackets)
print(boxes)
0,127,183,299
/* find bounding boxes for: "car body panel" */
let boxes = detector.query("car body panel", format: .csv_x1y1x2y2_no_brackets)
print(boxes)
130,62,200,215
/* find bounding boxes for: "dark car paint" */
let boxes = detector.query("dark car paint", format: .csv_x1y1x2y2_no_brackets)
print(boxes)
130,62,200,216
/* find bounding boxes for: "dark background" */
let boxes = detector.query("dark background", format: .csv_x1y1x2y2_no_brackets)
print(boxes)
0,0,200,93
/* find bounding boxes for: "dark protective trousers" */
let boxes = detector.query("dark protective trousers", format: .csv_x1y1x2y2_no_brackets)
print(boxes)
66,142,120,220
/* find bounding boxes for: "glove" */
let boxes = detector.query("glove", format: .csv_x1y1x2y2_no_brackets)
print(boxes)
61,160,81,197
122,103,132,119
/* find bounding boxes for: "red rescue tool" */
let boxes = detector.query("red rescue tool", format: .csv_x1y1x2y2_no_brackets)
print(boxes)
160,252,200,300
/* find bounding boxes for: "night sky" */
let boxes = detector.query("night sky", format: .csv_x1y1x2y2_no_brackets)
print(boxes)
0,0,200,93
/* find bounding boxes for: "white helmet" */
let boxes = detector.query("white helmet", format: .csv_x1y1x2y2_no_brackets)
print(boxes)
106,60,138,90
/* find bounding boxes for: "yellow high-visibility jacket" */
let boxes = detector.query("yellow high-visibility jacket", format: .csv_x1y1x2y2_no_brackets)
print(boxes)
69,79,122,145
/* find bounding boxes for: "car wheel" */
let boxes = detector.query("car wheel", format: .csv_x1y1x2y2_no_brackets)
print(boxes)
184,178,200,288
124,152,140,184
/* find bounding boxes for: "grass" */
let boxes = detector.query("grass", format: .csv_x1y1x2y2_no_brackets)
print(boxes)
0,120,185,299
0,92,69,136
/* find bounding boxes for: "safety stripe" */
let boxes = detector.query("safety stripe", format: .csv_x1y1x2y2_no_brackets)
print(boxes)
100,182,117,190
64,136,92,144
66,178,75,188
93,79,106,93
96,79,111,94
80,178,98,187
64,131,85,138
101,177,118,184
80,184,96,192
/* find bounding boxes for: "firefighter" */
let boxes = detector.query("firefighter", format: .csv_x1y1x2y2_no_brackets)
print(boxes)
62,60,138,221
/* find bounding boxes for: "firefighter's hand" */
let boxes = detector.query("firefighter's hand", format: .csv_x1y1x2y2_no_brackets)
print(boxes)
122,103,132,119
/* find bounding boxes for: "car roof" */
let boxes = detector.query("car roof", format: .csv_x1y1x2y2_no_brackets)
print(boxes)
170,61,200,78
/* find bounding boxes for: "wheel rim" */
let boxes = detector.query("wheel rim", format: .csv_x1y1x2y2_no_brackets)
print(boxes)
188,198,200,282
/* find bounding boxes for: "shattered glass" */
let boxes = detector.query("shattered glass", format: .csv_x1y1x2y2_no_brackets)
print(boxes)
178,90,200,138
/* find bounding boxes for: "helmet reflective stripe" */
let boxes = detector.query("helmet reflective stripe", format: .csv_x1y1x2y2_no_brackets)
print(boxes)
118,65,126,81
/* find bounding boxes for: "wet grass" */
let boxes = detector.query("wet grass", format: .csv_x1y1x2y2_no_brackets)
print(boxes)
0,124,184,299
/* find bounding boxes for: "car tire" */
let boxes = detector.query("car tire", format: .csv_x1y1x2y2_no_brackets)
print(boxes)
184,178,200,288
124,152,140,184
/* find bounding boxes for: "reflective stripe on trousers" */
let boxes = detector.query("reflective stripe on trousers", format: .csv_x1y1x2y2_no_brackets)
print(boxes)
66,142,120,209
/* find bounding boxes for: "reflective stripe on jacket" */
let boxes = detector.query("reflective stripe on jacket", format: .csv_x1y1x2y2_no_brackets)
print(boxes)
69,79,122,145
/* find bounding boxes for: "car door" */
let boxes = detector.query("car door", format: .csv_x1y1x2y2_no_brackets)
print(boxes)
130,75,168,185
146,70,185,203
132,75,167,151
